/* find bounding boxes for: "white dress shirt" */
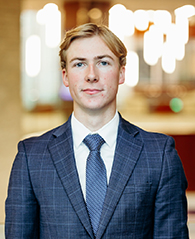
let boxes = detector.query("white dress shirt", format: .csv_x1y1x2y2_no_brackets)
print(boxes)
71,112,119,199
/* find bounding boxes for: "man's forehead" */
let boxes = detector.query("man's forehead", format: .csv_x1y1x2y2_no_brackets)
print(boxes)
67,36,110,52
66,36,116,61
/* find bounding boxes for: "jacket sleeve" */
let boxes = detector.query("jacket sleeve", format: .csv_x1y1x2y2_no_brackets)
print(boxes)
5,141,39,239
153,136,189,238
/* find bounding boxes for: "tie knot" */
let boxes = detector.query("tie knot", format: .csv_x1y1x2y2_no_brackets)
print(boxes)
83,134,105,151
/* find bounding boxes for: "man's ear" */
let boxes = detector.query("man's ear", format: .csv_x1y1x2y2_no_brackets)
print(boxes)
119,66,125,85
62,69,69,87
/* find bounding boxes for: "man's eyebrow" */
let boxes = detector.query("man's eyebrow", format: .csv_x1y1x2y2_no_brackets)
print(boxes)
69,55,114,63
69,57,86,63
95,55,114,60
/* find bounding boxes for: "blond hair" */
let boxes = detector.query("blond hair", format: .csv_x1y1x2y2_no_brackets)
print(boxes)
59,23,127,69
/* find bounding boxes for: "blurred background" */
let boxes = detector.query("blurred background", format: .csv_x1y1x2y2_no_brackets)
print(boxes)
0,0,195,237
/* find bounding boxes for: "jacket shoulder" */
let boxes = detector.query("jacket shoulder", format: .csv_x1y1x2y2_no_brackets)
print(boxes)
18,120,69,153
120,116,174,145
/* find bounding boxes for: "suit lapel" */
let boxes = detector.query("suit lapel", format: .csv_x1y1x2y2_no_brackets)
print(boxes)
96,117,143,239
48,118,94,239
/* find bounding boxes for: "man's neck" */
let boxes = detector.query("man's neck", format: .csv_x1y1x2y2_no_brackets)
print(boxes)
73,107,116,132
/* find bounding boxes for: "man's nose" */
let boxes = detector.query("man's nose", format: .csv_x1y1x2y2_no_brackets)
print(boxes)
85,64,99,82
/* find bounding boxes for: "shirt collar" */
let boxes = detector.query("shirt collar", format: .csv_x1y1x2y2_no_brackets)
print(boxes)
71,112,119,149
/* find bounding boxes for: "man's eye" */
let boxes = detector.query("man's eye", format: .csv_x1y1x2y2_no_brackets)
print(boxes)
100,61,108,66
75,62,84,67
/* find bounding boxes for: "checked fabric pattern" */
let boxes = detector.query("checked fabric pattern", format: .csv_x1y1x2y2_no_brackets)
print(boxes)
83,134,107,235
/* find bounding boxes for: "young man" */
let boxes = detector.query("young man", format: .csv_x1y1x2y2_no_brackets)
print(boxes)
5,23,189,238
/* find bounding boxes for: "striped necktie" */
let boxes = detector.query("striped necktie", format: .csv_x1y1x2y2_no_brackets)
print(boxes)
83,134,107,235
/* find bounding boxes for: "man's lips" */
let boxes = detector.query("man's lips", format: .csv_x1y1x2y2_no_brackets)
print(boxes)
82,89,102,95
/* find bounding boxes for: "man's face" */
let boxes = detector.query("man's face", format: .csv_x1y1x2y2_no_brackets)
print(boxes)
62,36,125,115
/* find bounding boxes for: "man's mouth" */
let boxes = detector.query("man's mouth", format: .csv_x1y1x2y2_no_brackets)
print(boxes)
82,89,102,95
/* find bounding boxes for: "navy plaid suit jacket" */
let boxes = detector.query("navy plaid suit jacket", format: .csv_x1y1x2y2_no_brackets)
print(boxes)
5,114,189,238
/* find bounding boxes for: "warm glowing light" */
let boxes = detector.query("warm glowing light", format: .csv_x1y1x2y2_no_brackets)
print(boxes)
109,4,127,40
109,4,126,15
154,10,172,34
88,8,102,20
174,5,194,45
175,43,185,61
134,10,149,31
36,9,46,25
77,8,88,24
166,23,185,61
125,10,135,36
174,5,195,18
144,31,158,65
175,16,189,44
36,3,61,48
143,25,163,65
125,51,139,87
150,25,164,58
25,35,41,77
147,10,155,22
162,42,176,74
109,5,193,74
44,3,58,13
